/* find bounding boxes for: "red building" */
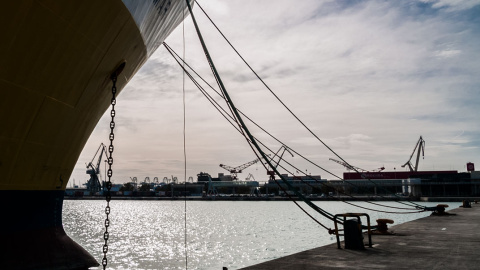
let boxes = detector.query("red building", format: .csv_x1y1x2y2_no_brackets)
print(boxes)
343,170,458,180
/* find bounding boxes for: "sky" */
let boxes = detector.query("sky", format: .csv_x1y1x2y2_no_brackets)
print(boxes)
68,0,480,187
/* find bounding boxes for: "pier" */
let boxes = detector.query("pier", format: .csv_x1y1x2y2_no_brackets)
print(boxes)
241,202,480,269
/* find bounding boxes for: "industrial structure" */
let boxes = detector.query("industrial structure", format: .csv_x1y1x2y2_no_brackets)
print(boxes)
401,136,425,172
267,146,294,181
329,158,385,172
219,157,264,180
67,136,480,199
339,137,479,197
85,143,107,194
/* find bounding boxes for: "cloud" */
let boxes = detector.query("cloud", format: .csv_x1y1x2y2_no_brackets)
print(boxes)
69,0,480,186
424,0,480,11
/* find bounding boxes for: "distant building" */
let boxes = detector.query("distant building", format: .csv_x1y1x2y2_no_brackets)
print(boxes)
268,174,324,184
341,169,480,197
197,172,233,182
343,170,458,180
264,174,326,195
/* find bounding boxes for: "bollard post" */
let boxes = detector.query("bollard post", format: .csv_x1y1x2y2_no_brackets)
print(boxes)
344,219,365,250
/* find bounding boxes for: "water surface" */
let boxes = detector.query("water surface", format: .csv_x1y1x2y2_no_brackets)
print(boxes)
63,200,460,269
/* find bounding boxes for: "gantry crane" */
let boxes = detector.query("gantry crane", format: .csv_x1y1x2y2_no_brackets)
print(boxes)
401,136,425,172
85,143,107,193
220,157,263,180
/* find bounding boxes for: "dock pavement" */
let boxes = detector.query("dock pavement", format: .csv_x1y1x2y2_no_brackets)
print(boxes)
241,202,480,269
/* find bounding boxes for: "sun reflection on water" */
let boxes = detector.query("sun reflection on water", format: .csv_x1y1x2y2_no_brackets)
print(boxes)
63,200,460,269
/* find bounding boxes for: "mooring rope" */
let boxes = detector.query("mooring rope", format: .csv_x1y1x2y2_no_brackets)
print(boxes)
185,0,341,226
164,41,423,214
191,0,427,210
181,3,188,269
164,43,338,223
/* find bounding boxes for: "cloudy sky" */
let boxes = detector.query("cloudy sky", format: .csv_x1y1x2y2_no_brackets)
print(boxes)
68,0,480,187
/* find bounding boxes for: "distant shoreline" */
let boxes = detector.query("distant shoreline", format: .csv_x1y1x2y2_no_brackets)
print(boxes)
64,196,479,202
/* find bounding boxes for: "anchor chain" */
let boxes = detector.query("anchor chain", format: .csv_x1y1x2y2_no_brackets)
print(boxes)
102,73,118,269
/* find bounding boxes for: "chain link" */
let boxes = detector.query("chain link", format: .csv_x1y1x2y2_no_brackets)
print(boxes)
102,74,117,269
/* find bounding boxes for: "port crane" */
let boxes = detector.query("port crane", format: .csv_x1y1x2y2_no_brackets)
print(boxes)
402,136,425,172
267,145,294,181
246,173,256,181
328,158,385,172
220,157,265,180
85,143,107,193
329,158,367,172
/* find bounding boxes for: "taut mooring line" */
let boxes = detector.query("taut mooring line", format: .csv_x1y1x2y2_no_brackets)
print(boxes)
190,0,426,211
185,0,337,225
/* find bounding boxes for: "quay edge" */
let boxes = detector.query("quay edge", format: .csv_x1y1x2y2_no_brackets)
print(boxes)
240,203,480,270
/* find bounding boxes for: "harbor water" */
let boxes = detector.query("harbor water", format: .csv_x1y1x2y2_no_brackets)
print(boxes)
63,200,461,270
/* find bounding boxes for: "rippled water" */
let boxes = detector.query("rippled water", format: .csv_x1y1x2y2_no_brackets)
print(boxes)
62,200,460,270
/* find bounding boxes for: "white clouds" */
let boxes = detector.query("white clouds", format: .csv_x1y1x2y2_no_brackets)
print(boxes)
69,0,480,186
425,0,480,11
434,49,462,58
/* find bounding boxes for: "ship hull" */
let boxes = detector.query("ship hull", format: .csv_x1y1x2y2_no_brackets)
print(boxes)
0,0,188,268
1,190,98,269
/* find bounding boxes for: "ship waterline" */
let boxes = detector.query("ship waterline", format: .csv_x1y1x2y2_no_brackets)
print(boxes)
0,1,190,269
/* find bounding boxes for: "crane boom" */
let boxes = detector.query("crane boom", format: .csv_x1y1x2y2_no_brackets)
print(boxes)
401,136,425,172
219,157,262,180
329,158,367,172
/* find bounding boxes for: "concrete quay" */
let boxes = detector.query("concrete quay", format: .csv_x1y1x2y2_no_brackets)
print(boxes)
241,203,480,270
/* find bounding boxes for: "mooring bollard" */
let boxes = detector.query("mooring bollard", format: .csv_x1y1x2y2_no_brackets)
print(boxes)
333,213,372,249
375,218,395,234
436,204,449,215
344,219,365,250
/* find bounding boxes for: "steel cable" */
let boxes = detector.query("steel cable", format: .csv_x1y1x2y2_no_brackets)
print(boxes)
164,41,423,213
193,0,426,210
